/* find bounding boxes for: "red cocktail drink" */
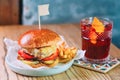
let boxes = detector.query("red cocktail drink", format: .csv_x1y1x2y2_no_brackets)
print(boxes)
80,17,112,63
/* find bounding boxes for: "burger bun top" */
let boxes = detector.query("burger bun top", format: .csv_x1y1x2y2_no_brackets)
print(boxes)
18,29,61,48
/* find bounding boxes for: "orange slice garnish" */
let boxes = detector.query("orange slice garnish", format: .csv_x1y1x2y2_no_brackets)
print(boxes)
89,17,105,44
92,17,104,34
89,29,97,44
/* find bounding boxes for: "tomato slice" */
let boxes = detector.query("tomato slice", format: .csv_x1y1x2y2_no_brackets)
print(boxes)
18,50,34,60
42,49,59,61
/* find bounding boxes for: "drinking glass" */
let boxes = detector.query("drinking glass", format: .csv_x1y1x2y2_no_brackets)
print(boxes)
80,17,113,63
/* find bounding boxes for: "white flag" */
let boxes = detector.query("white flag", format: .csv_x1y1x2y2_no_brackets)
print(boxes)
38,4,49,16
38,4,49,29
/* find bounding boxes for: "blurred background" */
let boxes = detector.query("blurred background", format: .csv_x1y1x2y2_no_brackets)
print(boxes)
0,0,120,48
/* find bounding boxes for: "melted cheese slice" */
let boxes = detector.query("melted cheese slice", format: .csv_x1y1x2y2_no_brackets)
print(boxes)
40,46,56,59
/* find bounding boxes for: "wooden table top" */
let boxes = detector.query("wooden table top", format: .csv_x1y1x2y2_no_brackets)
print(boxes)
0,24,120,80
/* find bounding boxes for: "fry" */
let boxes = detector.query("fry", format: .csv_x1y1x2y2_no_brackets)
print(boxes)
71,48,77,53
68,55,71,58
64,49,70,55
58,43,77,63
63,55,67,58
60,54,67,59
59,58,71,63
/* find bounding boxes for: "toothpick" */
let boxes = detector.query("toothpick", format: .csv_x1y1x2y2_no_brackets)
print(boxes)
38,12,41,30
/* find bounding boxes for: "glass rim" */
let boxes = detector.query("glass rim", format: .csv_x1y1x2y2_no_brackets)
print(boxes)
80,16,113,25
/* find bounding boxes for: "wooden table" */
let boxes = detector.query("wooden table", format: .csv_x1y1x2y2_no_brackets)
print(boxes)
0,24,120,80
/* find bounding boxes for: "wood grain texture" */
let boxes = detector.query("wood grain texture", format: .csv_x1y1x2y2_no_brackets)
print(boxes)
0,24,120,80
0,0,19,25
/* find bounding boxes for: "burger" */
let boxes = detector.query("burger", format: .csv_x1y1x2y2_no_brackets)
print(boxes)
17,29,62,68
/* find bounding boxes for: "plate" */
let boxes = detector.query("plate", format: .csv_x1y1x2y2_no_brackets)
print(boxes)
4,38,75,76
5,47,74,76
6,55,74,76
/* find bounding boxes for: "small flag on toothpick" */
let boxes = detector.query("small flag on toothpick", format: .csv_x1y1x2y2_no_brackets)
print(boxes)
38,4,49,29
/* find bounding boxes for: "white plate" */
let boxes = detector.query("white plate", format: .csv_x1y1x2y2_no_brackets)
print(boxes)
6,56,74,76
4,38,82,76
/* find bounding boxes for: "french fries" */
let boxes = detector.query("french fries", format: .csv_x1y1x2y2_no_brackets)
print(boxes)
59,58,72,63
58,42,77,63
